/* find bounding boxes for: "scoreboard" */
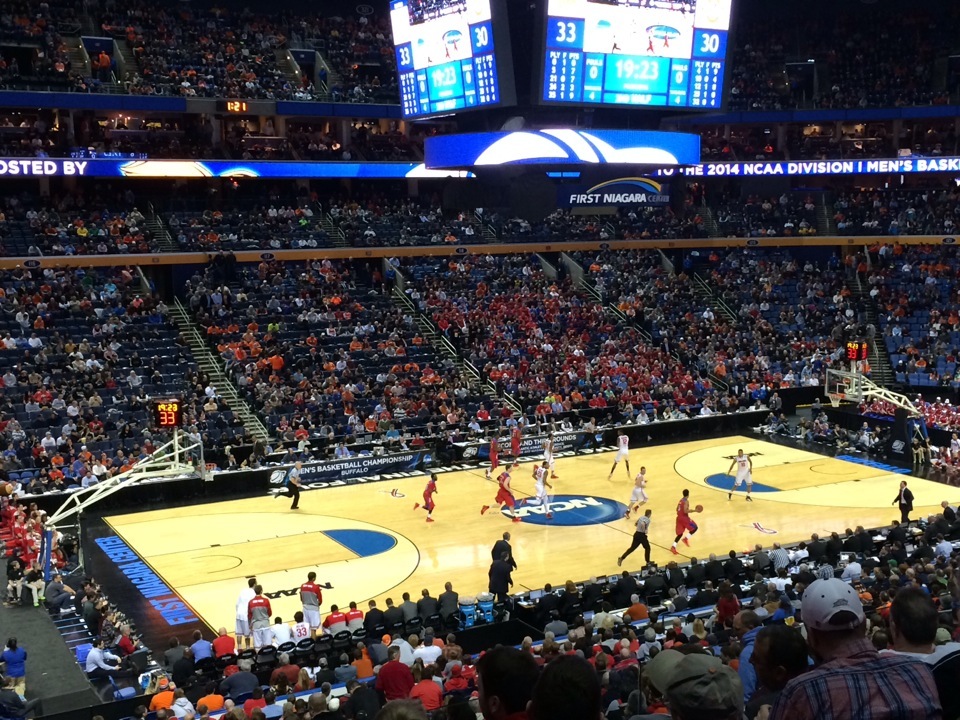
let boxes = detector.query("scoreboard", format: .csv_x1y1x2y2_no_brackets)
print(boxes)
152,399,184,429
539,0,731,109
390,0,515,119
846,340,870,363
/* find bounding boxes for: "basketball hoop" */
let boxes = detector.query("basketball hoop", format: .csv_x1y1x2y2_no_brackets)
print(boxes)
828,392,843,408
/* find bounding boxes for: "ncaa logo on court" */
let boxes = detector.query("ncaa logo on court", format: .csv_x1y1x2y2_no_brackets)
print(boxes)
507,495,627,526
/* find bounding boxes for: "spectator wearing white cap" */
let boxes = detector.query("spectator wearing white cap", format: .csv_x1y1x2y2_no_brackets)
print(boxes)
768,578,942,720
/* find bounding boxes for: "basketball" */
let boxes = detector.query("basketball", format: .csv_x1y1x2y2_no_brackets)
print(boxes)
695,504,704,513
0,482,13,496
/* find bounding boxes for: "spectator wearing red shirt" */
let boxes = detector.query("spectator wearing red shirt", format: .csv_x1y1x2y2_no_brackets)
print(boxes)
116,625,140,656
409,664,443,711
212,627,236,658
243,687,267,716
375,646,414,701
716,582,741,626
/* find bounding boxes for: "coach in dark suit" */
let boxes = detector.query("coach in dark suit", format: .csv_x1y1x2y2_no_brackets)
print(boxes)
364,600,386,638
492,532,517,570
892,480,914,524
943,502,958,525
488,552,514,602
438,582,459,620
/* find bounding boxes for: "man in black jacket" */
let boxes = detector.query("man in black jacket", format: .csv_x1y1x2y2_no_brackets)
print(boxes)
492,532,517,570
887,520,908,546
685,558,706,588
438,582,459,620
0,676,40,718
806,534,826,563
536,584,560,622
488,552,514,602
751,545,772,574
382,598,404,630
581,578,604,611
363,600,385,638
612,572,639,608
692,581,719,609
892,480,914,524
342,679,381,720
824,532,844,566
416,588,439,624
856,525,875,555
664,562,686,591
724,551,745,583
705,554,725,584
641,572,668,601
942,501,958,525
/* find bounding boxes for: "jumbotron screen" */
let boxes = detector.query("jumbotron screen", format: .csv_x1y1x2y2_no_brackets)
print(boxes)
390,0,515,119
540,0,732,109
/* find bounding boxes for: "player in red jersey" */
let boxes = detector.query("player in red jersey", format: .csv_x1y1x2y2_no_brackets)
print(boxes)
671,488,700,554
485,437,500,480
510,426,522,468
481,469,521,522
413,473,438,522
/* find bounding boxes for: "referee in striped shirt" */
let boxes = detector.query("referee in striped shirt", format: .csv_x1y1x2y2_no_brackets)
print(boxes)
770,543,790,571
618,509,652,567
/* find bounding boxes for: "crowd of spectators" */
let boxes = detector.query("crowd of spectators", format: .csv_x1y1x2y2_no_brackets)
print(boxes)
699,128,783,162
786,124,893,161
166,203,330,252
288,12,398,104
833,187,960,237
0,115,65,158
405,253,729,421
0,265,246,498
863,243,960,390
726,4,958,112
7,484,960,720
714,193,819,238
0,0,79,90
186,259,493,454
0,194,160,256
502,207,707,243
578,248,850,401
99,3,295,99
329,200,481,248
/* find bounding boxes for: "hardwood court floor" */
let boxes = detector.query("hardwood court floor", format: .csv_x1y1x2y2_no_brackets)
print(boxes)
104,435,959,635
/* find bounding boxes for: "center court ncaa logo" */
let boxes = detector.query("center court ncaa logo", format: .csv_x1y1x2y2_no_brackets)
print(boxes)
507,495,627,526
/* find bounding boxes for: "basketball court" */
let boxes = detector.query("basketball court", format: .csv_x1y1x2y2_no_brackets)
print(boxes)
100,434,956,636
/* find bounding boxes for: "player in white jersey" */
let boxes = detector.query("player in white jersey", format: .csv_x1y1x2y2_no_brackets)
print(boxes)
625,466,649,519
234,577,257,649
727,449,753,501
522,462,554,519
608,432,631,480
292,611,312,641
950,432,960,460
543,434,559,479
